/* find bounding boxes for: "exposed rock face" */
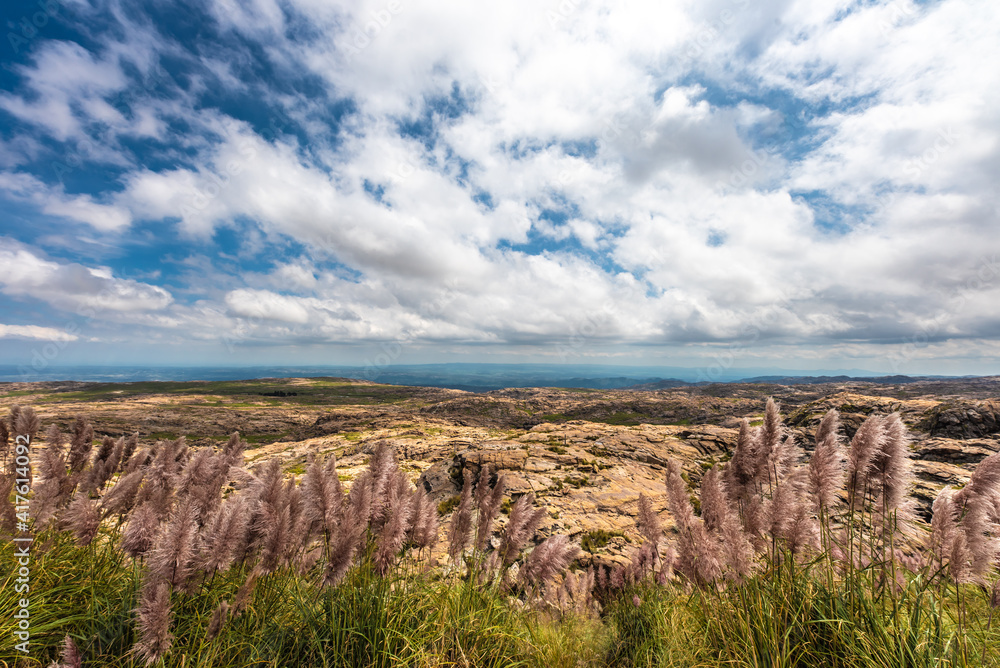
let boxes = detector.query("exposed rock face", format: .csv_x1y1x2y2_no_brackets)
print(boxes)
785,391,940,441
920,400,1000,439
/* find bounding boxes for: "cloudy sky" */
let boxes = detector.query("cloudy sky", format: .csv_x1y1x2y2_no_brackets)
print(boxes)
0,0,998,376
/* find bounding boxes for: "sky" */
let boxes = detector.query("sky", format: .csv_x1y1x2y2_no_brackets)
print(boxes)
0,0,998,378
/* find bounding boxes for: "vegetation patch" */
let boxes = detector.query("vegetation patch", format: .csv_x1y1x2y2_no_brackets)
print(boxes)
580,529,626,553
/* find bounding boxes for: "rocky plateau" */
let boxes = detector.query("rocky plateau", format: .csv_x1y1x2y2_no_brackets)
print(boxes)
4,375,1000,568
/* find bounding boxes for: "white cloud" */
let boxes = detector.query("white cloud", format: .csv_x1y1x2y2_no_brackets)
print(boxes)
0,0,998,372
0,244,173,313
0,324,79,342
0,171,132,231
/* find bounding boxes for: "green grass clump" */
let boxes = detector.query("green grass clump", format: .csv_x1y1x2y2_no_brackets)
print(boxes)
438,494,461,516
580,529,626,553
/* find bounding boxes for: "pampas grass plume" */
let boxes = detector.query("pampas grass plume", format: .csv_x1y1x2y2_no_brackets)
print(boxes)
134,579,174,665
519,534,580,587
500,493,546,567
447,469,475,564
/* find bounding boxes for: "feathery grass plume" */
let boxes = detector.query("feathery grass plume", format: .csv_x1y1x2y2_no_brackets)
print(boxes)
701,466,754,580
256,500,293,575
101,470,145,518
222,431,244,469
519,534,580,588
699,468,728,534
366,441,398,528
232,571,259,615
771,434,801,484
409,487,439,551
666,460,721,586
63,492,100,545
286,478,308,557
658,544,677,584
67,416,94,474
135,457,175,521
119,433,138,473
177,446,213,491
56,634,83,668
870,413,918,559
143,437,188,498
760,398,788,484
775,468,820,560
94,434,115,465
206,601,230,641
499,493,546,568
346,469,374,527
474,464,492,509
809,410,844,516
106,436,125,476
198,494,250,574
958,495,996,583
125,446,153,475
932,490,960,577
7,405,20,429
179,447,229,518
375,473,415,575
950,451,1000,581
546,568,598,619
636,493,662,548
847,414,885,511
447,468,475,564
324,494,368,587
949,529,971,584
594,563,609,591
0,472,15,534
768,471,797,546
31,439,72,528
958,450,1000,501
303,453,344,543
475,471,507,553
727,418,760,490
134,579,174,665
724,418,769,547
45,422,66,450
162,437,190,477
14,405,40,440
0,414,9,463
627,541,658,582
610,564,625,590
122,503,159,558
249,468,300,574
147,498,199,588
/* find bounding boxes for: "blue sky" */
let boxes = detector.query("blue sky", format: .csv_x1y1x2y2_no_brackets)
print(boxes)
0,0,998,377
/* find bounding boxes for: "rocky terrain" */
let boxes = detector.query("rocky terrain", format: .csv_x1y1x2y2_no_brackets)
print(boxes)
4,375,1000,568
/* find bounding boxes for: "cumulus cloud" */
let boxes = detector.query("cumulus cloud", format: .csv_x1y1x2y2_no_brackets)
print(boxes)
0,0,997,372
0,244,173,313
0,324,79,342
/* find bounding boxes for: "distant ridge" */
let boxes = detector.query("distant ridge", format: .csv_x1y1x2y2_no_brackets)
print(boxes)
734,374,925,385
0,364,972,392
622,374,941,390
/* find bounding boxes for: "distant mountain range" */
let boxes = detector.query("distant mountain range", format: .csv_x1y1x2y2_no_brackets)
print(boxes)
0,363,970,392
